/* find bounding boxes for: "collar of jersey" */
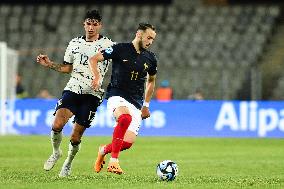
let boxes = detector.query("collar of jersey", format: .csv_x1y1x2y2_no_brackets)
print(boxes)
82,35,103,42
130,42,146,55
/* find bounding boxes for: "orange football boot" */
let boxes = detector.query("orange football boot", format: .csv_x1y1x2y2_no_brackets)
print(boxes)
107,161,124,175
93,145,106,173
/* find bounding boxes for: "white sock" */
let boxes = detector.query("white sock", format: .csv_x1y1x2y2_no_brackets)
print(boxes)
65,142,80,165
109,157,119,163
51,130,62,154
99,146,105,155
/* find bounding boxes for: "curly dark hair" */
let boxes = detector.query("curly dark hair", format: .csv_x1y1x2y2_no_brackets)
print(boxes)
84,10,102,22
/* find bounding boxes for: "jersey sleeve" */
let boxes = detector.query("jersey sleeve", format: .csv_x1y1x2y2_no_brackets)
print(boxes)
63,40,74,64
148,53,158,76
101,44,119,60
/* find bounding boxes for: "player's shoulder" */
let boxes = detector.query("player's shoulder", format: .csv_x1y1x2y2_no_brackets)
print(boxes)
113,42,131,48
69,36,85,44
98,35,113,43
107,42,131,52
144,50,157,57
143,50,158,62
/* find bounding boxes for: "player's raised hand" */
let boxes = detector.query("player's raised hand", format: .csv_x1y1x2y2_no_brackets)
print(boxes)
36,54,52,67
141,106,150,119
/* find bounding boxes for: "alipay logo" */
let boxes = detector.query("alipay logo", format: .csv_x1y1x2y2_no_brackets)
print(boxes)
215,101,284,137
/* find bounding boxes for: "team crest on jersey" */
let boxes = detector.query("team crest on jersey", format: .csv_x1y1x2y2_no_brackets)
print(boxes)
105,47,113,54
144,63,148,70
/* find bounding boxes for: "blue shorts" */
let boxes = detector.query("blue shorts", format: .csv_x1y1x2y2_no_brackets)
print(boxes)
54,90,102,128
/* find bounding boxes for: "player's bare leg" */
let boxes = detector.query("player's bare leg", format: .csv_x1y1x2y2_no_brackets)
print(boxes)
59,123,85,177
44,108,72,171
123,130,137,144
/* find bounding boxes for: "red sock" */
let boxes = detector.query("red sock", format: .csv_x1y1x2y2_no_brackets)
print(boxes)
111,114,132,158
104,143,112,154
104,141,133,154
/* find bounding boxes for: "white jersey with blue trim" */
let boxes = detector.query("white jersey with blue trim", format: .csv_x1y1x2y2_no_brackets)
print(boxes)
63,35,114,99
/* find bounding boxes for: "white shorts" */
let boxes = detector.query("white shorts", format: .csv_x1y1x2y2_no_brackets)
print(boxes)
107,96,142,135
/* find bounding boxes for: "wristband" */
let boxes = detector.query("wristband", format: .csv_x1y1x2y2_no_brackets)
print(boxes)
143,101,149,108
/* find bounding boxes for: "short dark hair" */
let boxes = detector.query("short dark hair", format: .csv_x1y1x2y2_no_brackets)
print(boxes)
84,10,102,22
137,23,155,31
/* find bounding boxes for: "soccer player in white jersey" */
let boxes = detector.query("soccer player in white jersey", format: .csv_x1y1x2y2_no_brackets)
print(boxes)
36,10,114,177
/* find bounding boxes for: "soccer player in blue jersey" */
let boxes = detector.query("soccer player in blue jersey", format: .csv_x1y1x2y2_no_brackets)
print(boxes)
36,10,114,177
89,23,157,174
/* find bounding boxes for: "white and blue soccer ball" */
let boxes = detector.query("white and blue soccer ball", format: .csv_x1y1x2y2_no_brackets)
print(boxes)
156,160,178,181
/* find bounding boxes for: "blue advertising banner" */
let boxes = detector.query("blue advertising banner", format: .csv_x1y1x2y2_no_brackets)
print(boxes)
2,99,284,138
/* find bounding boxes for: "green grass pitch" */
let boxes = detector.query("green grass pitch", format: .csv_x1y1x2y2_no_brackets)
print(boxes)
0,136,283,189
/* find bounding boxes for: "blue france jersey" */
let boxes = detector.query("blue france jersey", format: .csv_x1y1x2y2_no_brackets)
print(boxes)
102,43,157,109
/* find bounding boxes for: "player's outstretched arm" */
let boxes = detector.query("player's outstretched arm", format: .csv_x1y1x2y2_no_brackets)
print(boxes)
36,54,72,73
89,52,105,90
141,74,156,119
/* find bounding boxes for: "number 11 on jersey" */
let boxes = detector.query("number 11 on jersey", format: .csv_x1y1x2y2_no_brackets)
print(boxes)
131,71,138,80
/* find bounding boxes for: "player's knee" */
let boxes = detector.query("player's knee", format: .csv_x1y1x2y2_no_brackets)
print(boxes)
70,137,81,146
70,133,82,145
118,114,132,126
52,119,65,131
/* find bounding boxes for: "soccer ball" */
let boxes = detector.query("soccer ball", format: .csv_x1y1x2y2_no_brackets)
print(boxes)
156,160,178,181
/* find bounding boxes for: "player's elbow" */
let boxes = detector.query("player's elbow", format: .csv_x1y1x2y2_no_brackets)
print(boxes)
63,65,73,74
66,68,72,74
89,53,103,65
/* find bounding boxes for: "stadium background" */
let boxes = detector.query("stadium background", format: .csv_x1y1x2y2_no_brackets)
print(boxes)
1,1,284,188
1,0,284,136
1,0,284,100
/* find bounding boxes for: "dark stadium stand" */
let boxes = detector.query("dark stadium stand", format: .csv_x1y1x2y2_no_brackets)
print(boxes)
0,0,281,99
